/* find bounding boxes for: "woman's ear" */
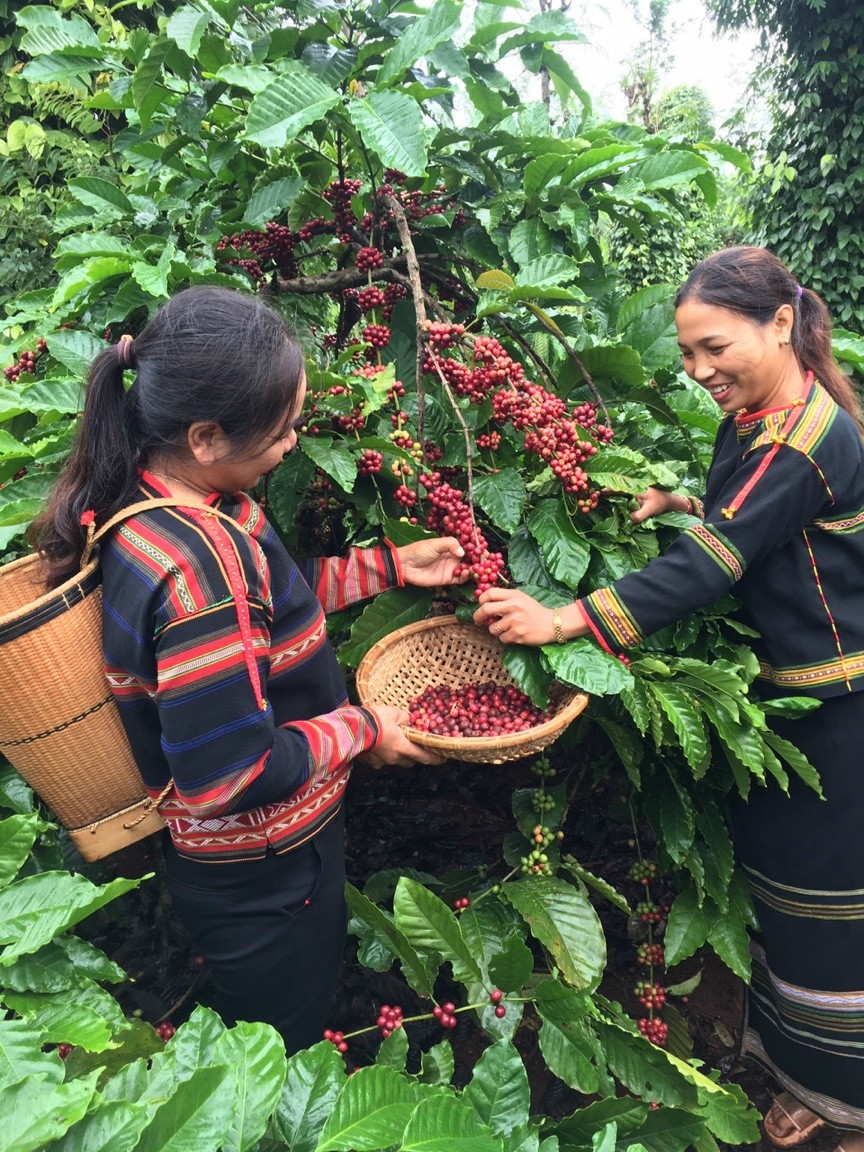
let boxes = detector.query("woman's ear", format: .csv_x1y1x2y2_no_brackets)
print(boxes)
187,421,229,464
774,303,795,346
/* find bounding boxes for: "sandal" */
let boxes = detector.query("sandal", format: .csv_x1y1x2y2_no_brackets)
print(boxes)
763,1092,827,1148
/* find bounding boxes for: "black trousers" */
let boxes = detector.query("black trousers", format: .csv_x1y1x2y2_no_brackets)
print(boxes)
163,806,347,1054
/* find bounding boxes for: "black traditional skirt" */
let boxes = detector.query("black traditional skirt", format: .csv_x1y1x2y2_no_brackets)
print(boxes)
729,688,864,1128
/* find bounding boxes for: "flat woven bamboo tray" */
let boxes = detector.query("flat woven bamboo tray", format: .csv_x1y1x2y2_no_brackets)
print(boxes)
355,615,588,764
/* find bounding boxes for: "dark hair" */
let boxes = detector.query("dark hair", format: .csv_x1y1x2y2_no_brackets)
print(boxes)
675,246,862,432
32,286,306,586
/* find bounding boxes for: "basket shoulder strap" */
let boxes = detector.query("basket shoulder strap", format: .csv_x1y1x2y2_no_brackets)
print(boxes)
83,498,249,563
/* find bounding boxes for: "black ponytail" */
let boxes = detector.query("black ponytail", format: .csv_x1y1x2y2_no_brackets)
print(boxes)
676,247,863,433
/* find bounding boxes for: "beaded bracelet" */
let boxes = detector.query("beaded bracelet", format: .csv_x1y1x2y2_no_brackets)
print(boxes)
552,607,566,644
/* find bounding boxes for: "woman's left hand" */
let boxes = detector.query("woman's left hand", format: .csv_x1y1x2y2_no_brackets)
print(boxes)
397,537,466,586
474,587,555,645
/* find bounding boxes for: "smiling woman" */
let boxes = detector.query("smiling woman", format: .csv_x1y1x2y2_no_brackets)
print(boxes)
473,246,864,1144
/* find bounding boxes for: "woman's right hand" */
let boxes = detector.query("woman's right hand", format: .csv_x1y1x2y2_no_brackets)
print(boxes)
630,487,689,523
362,705,447,769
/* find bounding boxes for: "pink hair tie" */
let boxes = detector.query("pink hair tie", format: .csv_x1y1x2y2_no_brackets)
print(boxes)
117,333,135,368
795,284,804,298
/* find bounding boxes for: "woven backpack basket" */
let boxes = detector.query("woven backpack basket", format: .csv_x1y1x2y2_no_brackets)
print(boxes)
0,498,241,861
355,615,589,764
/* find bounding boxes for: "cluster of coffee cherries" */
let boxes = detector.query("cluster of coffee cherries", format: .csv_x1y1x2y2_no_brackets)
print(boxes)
635,981,667,1010
322,177,363,239
638,1017,669,1045
155,1021,176,1042
636,899,662,924
489,989,507,1019
637,941,665,967
630,860,659,886
216,222,299,281
423,480,506,597
376,1004,404,1039
407,681,550,739
432,1001,459,1029
452,896,471,912
323,1028,350,1052
4,337,46,382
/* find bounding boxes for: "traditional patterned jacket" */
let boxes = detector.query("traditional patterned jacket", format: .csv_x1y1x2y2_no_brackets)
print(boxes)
579,377,864,699
101,473,401,862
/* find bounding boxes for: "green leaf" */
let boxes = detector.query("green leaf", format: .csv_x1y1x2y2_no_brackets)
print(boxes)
0,873,142,962
376,1026,409,1070
0,1072,100,1151
504,876,606,991
245,62,341,149
663,886,712,967
651,684,708,772
212,1022,287,1152
393,877,483,985
473,469,526,534
2,985,122,1050
300,436,357,492
44,329,104,377
706,904,751,981
526,500,590,589
131,40,171,127
348,91,428,177
401,1093,503,1152
0,814,44,890
345,884,436,998
542,639,632,696
340,588,434,670
243,178,305,227
377,0,462,83
273,1041,346,1152
167,6,213,57
502,647,553,710
0,1019,62,1091
418,1040,455,1086
590,1017,699,1109
762,731,823,796
317,1065,425,1151
594,717,643,789
17,8,101,54
133,1065,235,1152
463,1039,529,1136
488,934,536,993
475,270,516,291
50,1098,151,1152
67,178,134,217
577,344,644,387
561,858,630,915
537,1015,601,1095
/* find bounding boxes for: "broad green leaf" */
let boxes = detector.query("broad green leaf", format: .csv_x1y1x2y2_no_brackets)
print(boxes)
488,933,536,993
2,984,124,1049
577,344,644,387
300,436,358,492
0,1072,100,1150
651,684,708,771
706,905,751,981
590,1018,699,1108
243,178,305,227
502,646,553,710
418,1040,455,1086
377,0,462,83
51,1099,151,1152
400,1093,503,1152
44,329,104,377
245,63,341,149
474,469,526,534
542,639,632,696
376,1026,409,1070
131,40,171,127
757,696,821,717
317,1064,425,1151
273,1041,346,1152
131,241,175,300
348,91,428,177
475,270,515,291
133,1065,235,1152
393,877,483,985
339,588,434,669
19,379,83,416
655,768,695,864
458,900,528,986
663,886,712,967
52,258,131,308
167,6,213,57
524,153,569,201
695,798,734,893
624,150,710,192
594,717,643,789
553,1098,647,1145
212,1022,287,1152
561,858,630,915
0,1019,62,1090
0,814,44,890
67,177,134,217
762,730,823,795
18,8,101,54
526,500,590,588
0,873,142,962
463,1039,530,1137
537,1017,601,1095
514,255,580,288
344,883,435,998
693,1079,760,1146
170,1005,227,1082
504,876,606,991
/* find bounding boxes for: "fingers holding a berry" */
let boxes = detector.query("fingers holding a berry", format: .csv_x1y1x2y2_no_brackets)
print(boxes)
396,537,467,587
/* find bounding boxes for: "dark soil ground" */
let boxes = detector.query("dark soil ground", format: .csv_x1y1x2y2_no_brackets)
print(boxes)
87,752,843,1152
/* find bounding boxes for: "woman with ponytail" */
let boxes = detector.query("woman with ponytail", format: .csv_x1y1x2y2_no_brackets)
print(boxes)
33,286,465,1053
474,248,864,1146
